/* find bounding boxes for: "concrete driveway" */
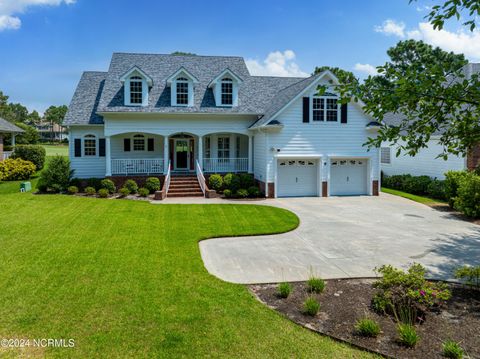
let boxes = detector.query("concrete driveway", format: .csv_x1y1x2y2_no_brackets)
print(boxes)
199,194,480,284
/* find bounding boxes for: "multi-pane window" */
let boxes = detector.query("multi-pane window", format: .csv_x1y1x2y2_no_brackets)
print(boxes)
218,136,230,159
133,134,145,151
176,77,189,105
312,98,324,121
205,137,211,158
236,136,241,158
221,78,233,105
312,96,338,122
381,147,391,164
84,135,96,156
129,76,143,104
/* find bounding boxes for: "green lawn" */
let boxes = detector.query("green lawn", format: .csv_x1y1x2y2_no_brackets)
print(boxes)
381,187,446,205
0,193,376,358
41,144,69,157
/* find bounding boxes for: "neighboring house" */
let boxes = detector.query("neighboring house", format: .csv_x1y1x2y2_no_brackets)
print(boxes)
35,122,67,142
64,52,380,198
0,117,24,161
381,63,480,180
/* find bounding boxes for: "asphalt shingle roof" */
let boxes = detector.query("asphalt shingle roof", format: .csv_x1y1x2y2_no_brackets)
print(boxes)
0,117,25,133
64,53,313,125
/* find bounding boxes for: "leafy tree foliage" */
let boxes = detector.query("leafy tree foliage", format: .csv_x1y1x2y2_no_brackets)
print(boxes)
171,51,197,56
313,66,359,86
14,122,40,144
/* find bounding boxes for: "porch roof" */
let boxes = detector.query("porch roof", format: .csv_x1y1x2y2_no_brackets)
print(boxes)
0,117,25,133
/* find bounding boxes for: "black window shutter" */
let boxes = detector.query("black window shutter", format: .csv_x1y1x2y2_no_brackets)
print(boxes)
341,103,348,123
124,138,131,152
99,138,106,157
147,138,154,151
74,138,81,157
302,97,310,123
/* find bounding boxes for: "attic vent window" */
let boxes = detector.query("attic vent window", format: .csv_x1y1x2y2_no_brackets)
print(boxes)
221,78,233,105
176,77,189,105
129,76,143,104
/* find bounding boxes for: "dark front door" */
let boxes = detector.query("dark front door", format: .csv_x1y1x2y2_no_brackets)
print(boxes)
175,139,189,170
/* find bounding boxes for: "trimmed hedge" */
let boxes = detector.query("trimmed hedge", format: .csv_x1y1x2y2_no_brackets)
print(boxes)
0,158,36,181
11,145,46,170
382,174,446,200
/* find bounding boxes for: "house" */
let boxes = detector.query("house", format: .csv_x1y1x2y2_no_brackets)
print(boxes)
64,52,380,198
381,63,480,180
0,117,24,161
35,121,67,142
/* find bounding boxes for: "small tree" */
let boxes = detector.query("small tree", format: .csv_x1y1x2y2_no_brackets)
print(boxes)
38,156,74,193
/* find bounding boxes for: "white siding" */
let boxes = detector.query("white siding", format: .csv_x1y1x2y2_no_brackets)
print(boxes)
111,134,164,159
265,91,380,188
382,140,466,179
253,132,267,182
69,126,106,178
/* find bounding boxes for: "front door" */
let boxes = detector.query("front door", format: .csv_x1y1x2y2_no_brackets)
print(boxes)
175,139,189,170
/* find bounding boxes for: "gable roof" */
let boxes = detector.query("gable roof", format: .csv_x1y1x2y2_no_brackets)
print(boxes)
208,68,243,87
119,66,153,86
166,67,199,85
64,71,107,125
0,117,25,133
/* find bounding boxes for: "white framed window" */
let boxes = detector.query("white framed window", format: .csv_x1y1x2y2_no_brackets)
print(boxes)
176,77,189,105
133,134,145,151
84,134,96,156
312,95,339,122
221,78,233,105
205,137,211,158
217,136,230,159
236,136,241,158
381,147,391,164
129,76,143,104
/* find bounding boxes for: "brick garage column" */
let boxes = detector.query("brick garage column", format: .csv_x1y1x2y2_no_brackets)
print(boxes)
372,180,379,196
467,143,480,170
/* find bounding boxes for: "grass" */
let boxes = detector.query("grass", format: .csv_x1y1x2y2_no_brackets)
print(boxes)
0,193,376,358
41,144,69,157
381,187,445,205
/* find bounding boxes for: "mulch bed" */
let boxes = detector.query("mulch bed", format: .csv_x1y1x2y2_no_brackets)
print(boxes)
250,279,480,358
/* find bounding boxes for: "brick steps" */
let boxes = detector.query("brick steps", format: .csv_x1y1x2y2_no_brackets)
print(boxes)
167,175,204,198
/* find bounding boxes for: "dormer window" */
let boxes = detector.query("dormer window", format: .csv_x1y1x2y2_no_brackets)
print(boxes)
129,76,143,104
176,77,189,105
221,78,233,105
312,93,339,122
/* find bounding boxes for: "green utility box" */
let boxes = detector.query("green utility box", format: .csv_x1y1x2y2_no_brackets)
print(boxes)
20,182,32,192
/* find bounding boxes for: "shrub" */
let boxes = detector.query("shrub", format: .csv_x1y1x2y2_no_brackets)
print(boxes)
303,296,320,316
373,264,451,322
236,188,249,198
145,177,161,193
239,173,254,188
223,189,232,198
100,179,116,194
223,173,233,189
119,187,130,197
403,175,432,195
208,174,223,191
86,178,102,191
98,188,109,198
37,156,73,193
85,186,96,196
138,187,150,197
67,186,79,195
124,179,138,194
307,276,326,294
223,173,241,192
355,318,380,338
427,179,446,200
454,265,480,288
442,340,464,359
454,173,480,218
277,282,292,298
11,145,46,170
444,171,468,208
0,158,36,181
248,186,261,198
397,323,419,348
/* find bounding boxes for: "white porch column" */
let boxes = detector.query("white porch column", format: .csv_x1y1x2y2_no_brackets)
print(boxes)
11,134,16,147
163,137,169,174
248,135,253,173
198,135,203,170
105,136,111,176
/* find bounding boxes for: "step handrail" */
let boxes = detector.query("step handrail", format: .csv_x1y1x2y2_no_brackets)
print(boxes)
195,159,206,197
165,160,172,197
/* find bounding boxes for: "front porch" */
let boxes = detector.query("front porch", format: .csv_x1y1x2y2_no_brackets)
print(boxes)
106,132,252,176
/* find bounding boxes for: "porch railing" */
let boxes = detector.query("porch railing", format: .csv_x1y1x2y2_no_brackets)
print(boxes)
164,161,171,197
196,159,206,196
203,158,248,173
111,159,164,175
2,151,13,160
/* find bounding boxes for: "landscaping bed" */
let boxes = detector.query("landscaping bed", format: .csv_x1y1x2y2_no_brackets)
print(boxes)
250,279,480,358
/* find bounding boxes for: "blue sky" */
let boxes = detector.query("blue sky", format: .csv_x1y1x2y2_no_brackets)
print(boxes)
0,0,479,113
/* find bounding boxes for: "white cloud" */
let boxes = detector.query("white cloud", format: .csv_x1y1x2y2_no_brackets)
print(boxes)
353,63,378,76
375,19,480,61
246,50,309,77
0,0,76,31
0,15,21,30
374,19,406,38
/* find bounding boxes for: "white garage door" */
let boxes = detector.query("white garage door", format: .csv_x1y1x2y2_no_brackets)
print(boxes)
277,159,318,197
330,159,368,196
